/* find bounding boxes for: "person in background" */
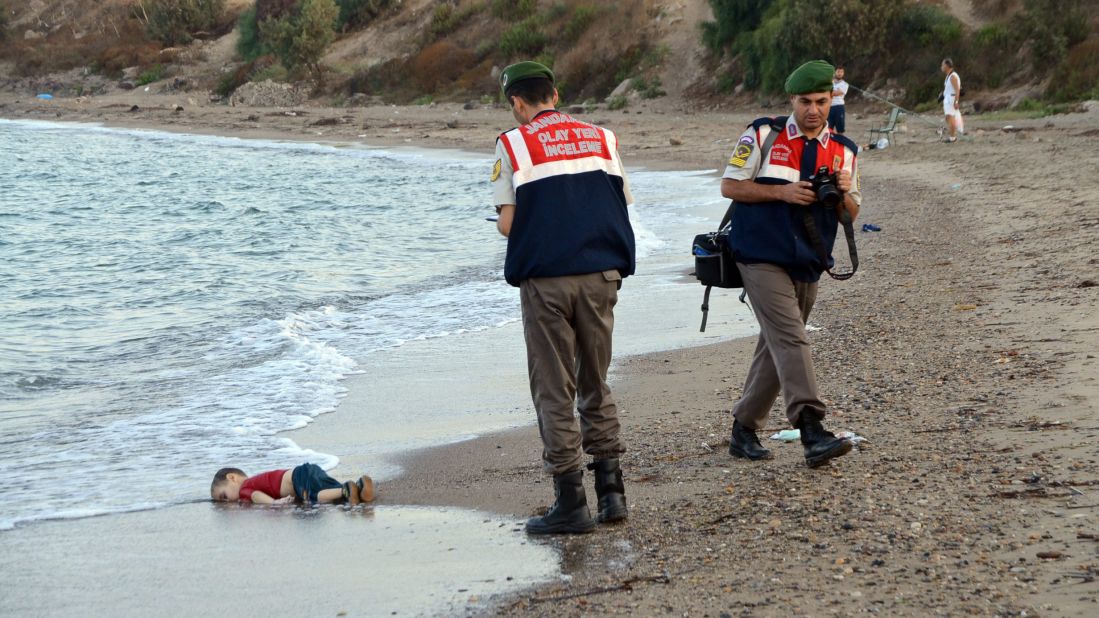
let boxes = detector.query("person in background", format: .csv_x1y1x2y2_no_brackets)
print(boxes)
491,61,635,535
720,60,860,468
942,58,963,142
828,65,849,135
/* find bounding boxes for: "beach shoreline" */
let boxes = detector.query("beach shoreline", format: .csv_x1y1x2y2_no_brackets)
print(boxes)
4,92,1098,615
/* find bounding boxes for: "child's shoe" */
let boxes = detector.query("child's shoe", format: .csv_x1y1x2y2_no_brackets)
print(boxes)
343,481,362,506
357,475,375,503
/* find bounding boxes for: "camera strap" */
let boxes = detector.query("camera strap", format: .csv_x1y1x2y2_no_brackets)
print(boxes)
803,210,858,280
718,118,786,229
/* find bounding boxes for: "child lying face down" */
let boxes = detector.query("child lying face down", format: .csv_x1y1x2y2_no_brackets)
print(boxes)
210,463,374,506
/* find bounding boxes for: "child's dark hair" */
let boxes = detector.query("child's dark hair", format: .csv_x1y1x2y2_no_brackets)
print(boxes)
507,77,555,106
210,467,245,493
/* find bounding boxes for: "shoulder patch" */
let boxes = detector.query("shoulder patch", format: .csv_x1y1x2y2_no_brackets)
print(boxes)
491,158,502,182
739,135,755,145
728,142,753,167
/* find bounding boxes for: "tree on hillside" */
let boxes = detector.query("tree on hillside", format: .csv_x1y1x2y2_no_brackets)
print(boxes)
701,0,771,54
704,0,909,92
138,0,225,45
260,0,339,81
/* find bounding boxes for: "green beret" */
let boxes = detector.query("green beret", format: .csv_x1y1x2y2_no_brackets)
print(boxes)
500,61,554,96
784,60,835,95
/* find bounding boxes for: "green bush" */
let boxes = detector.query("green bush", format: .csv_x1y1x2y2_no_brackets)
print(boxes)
897,4,963,47
564,4,599,42
1009,0,1089,70
261,0,338,76
236,6,269,61
607,95,627,110
474,38,496,59
707,0,906,92
430,2,480,39
491,0,535,22
499,17,546,58
335,0,396,30
1046,39,1099,102
716,73,736,93
633,76,665,99
612,44,666,86
0,3,9,41
251,62,290,83
701,0,771,54
144,0,225,45
430,4,457,37
883,3,965,103
966,24,1019,89
136,64,165,85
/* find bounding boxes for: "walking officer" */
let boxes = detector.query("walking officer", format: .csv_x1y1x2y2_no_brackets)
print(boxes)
491,61,636,534
720,60,860,467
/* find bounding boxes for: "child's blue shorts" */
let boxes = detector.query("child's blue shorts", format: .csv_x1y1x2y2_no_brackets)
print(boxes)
291,463,342,505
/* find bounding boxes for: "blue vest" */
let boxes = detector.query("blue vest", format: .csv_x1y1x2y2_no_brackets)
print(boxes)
728,117,858,282
498,112,635,287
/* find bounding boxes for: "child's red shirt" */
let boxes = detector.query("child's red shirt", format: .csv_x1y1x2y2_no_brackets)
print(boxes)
240,469,286,502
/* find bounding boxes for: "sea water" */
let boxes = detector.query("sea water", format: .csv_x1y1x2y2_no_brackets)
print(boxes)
0,119,746,532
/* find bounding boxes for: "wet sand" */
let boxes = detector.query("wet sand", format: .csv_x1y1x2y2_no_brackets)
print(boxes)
0,502,557,616
3,92,1098,615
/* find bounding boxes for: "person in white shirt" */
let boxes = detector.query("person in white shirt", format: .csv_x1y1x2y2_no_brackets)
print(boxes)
941,58,962,142
828,66,849,134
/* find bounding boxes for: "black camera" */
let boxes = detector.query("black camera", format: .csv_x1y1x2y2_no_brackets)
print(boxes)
809,166,842,207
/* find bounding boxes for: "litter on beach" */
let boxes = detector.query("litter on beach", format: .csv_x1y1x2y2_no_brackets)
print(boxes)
861,223,882,232
769,429,868,445
836,431,868,445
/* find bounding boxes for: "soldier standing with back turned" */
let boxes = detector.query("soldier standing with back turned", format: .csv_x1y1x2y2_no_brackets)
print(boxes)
491,61,636,534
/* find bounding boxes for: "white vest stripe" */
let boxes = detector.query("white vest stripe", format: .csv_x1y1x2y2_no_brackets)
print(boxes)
503,126,625,189
502,129,533,171
758,164,800,183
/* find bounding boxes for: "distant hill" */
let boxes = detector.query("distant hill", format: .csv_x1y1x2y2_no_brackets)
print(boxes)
1,0,1096,113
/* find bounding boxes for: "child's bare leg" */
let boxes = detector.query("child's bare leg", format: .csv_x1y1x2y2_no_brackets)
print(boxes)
315,488,345,504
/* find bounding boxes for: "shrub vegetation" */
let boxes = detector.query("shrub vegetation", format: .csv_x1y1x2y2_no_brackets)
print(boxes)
142,0,226,45
499,17,547,58
491,0,535,22
702,0,1099,106
335,0,396,31
260,0,339,78
136,64,165,85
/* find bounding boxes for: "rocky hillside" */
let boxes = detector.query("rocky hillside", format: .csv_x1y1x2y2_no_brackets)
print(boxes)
1,0,1096,112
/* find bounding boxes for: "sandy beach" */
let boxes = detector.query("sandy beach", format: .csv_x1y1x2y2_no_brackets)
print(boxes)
3,91,1098,616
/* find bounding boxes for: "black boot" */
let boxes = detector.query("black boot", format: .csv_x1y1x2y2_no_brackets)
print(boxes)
798,414,852,468
525,470,596,535
729,419,773,460
587,458,628,523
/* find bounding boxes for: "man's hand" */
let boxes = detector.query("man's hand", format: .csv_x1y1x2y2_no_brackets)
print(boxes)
837,170,852,193
273,496,294,505
777,181,817,206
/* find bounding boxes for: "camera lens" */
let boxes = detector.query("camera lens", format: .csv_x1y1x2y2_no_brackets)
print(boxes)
816,183,841,207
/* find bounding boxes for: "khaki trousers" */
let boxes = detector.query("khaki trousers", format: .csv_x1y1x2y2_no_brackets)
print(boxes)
732,262,828,430
520,270,625,475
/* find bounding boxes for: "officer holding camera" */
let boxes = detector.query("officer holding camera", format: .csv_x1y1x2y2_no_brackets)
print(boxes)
720,60,861,468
